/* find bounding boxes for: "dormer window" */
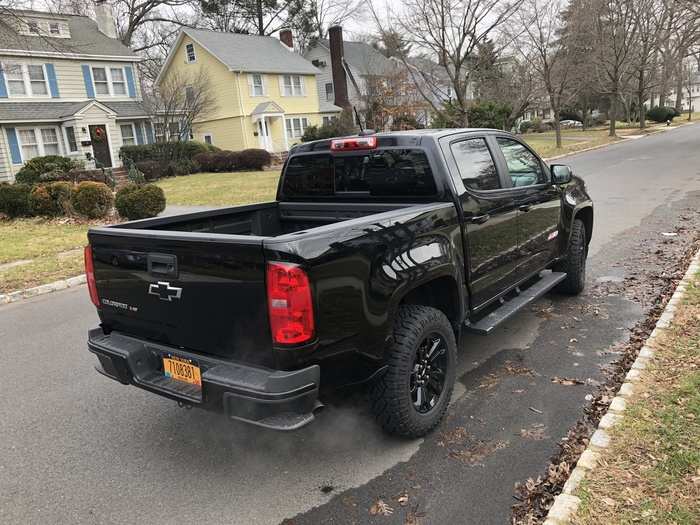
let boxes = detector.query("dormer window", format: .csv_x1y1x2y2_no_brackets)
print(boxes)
49,22,60,35
18,18,70,38
186,43,196,63
27,21,39,33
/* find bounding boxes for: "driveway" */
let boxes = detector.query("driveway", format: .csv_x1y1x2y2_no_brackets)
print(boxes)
1,124,699,525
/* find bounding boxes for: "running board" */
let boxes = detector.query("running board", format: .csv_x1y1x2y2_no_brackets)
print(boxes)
465,271,567,335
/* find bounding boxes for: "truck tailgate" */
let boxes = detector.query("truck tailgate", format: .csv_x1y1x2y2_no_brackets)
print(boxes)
88,229,273,367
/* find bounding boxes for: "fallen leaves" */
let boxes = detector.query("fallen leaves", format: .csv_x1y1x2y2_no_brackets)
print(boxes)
369,499,394,516
551,376,584,386
520,424,548,441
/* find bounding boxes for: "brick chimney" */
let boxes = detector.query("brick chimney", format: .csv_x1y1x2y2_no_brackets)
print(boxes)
328,25,350,110
94,0,117,39
279,28,293,50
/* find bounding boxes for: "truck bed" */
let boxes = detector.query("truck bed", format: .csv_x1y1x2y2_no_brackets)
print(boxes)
109,201,410,238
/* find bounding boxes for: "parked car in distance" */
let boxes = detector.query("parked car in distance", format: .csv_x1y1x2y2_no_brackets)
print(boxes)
85,128,593,437
560,119,584,128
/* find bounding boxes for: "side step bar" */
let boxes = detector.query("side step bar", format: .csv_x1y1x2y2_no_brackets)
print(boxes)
465,271,567,335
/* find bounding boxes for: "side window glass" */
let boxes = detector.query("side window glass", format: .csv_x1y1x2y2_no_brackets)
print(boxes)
450,138,500,191
496,137,546,187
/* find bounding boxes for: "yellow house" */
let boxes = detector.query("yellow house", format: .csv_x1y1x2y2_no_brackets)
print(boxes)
156,28,339,154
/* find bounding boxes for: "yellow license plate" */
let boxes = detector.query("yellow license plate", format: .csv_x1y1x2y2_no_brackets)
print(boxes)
163,355,202,387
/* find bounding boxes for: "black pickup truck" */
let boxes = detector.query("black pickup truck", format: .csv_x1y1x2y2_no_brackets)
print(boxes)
85,129,593,437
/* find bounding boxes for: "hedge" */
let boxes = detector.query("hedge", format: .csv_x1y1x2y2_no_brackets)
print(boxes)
15,156,81,185
115,183,166,220
0,183,32,217
647,106,678,123
28,182,72,216
119,141,218,164
71,182,113,219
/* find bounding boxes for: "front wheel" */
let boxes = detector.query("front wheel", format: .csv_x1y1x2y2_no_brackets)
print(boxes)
554,218,588,295
370,305,457,438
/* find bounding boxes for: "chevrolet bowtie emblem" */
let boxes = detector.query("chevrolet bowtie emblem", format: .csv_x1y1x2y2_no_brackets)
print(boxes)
148,281,182,302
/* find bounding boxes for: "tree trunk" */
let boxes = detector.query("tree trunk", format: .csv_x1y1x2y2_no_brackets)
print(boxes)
674,71,683,113
638,92,646,129
256,0,264,35
608,94,617,137
554,116,562,149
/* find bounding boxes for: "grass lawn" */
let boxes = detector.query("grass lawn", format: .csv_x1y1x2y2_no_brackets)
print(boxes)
156,170,281,206
0,218,95,294
573,271,700,524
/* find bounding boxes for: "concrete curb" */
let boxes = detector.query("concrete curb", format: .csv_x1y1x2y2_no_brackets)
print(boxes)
0,274,86,306
543,247,700,525
542,122,693,162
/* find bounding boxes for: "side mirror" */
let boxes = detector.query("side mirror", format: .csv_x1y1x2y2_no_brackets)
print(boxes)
551,164,572,184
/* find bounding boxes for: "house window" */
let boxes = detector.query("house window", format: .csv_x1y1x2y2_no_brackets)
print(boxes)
65,126,78,152
16,127,62,161
41,128,60,155
169,122,180,140
185,43,196,63
110,68,126,95
27,21,39,33
250,74,264,96
5,63,26,96
28,65,48,95
285,117,309,139
154,123,165,142
92,67,110,95
120,124,136,146
203,134,213,145
325,82,334,101
185,86,194,103
49,22,60,35
19,129,40,159
282,75,304,96
322,116,337,126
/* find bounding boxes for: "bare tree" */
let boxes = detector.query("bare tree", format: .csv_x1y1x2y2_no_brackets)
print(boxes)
594,0,639,137
518,0,573,148
148,67,217,142
630,0,663,129
371,0,523,127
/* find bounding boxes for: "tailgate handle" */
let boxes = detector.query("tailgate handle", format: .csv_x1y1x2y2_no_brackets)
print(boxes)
148,253,178,277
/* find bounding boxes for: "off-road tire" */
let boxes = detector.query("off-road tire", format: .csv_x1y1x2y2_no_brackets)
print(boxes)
554,218,587,295
369,305,457,438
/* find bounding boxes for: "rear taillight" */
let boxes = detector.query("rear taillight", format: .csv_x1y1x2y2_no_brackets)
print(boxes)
266,262,314,345
84,245,100,308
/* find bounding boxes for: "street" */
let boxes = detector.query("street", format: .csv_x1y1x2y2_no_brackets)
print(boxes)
1,124,699,525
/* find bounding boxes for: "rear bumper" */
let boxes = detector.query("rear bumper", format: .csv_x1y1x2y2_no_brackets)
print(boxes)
87,328,321,431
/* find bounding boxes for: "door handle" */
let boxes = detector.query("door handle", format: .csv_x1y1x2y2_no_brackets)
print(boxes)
518,204,531,212
470,214,490,225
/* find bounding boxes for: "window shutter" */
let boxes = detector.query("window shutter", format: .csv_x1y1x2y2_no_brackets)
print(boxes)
124,66,136,98
0,64,7,98
300,76,305,96
248,74,254,96
134,123,144,145
278,75,285,96
81,65,95,98
45,64,60,98
5,128,22,164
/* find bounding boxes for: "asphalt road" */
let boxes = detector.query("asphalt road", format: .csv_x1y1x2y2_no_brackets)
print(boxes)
1,124,699,525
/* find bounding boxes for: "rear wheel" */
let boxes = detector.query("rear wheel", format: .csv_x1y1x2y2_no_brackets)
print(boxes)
554,218,587,295
370,305,457,438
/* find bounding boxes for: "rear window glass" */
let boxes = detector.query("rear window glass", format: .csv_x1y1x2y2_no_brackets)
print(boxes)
282,149,437,198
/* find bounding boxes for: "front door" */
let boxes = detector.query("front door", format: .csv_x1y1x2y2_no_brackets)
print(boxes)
444,135,521,309
257,118,272,151
89,125,112,168
492,136,561,279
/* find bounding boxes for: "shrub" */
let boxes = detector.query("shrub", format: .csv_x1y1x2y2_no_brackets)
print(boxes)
0,183,32,217
193,152,216,172
172,159,200,176
15,155,80,185
115,183,166,220
467,101,512,129
134,160,166,181
126,161,146,185
29,185,55,216
119,141,217,164
46,181,73,214
302,112,356,141
238,149,272,170
646,106,677,123
519,120,533,133
71,182,113,219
